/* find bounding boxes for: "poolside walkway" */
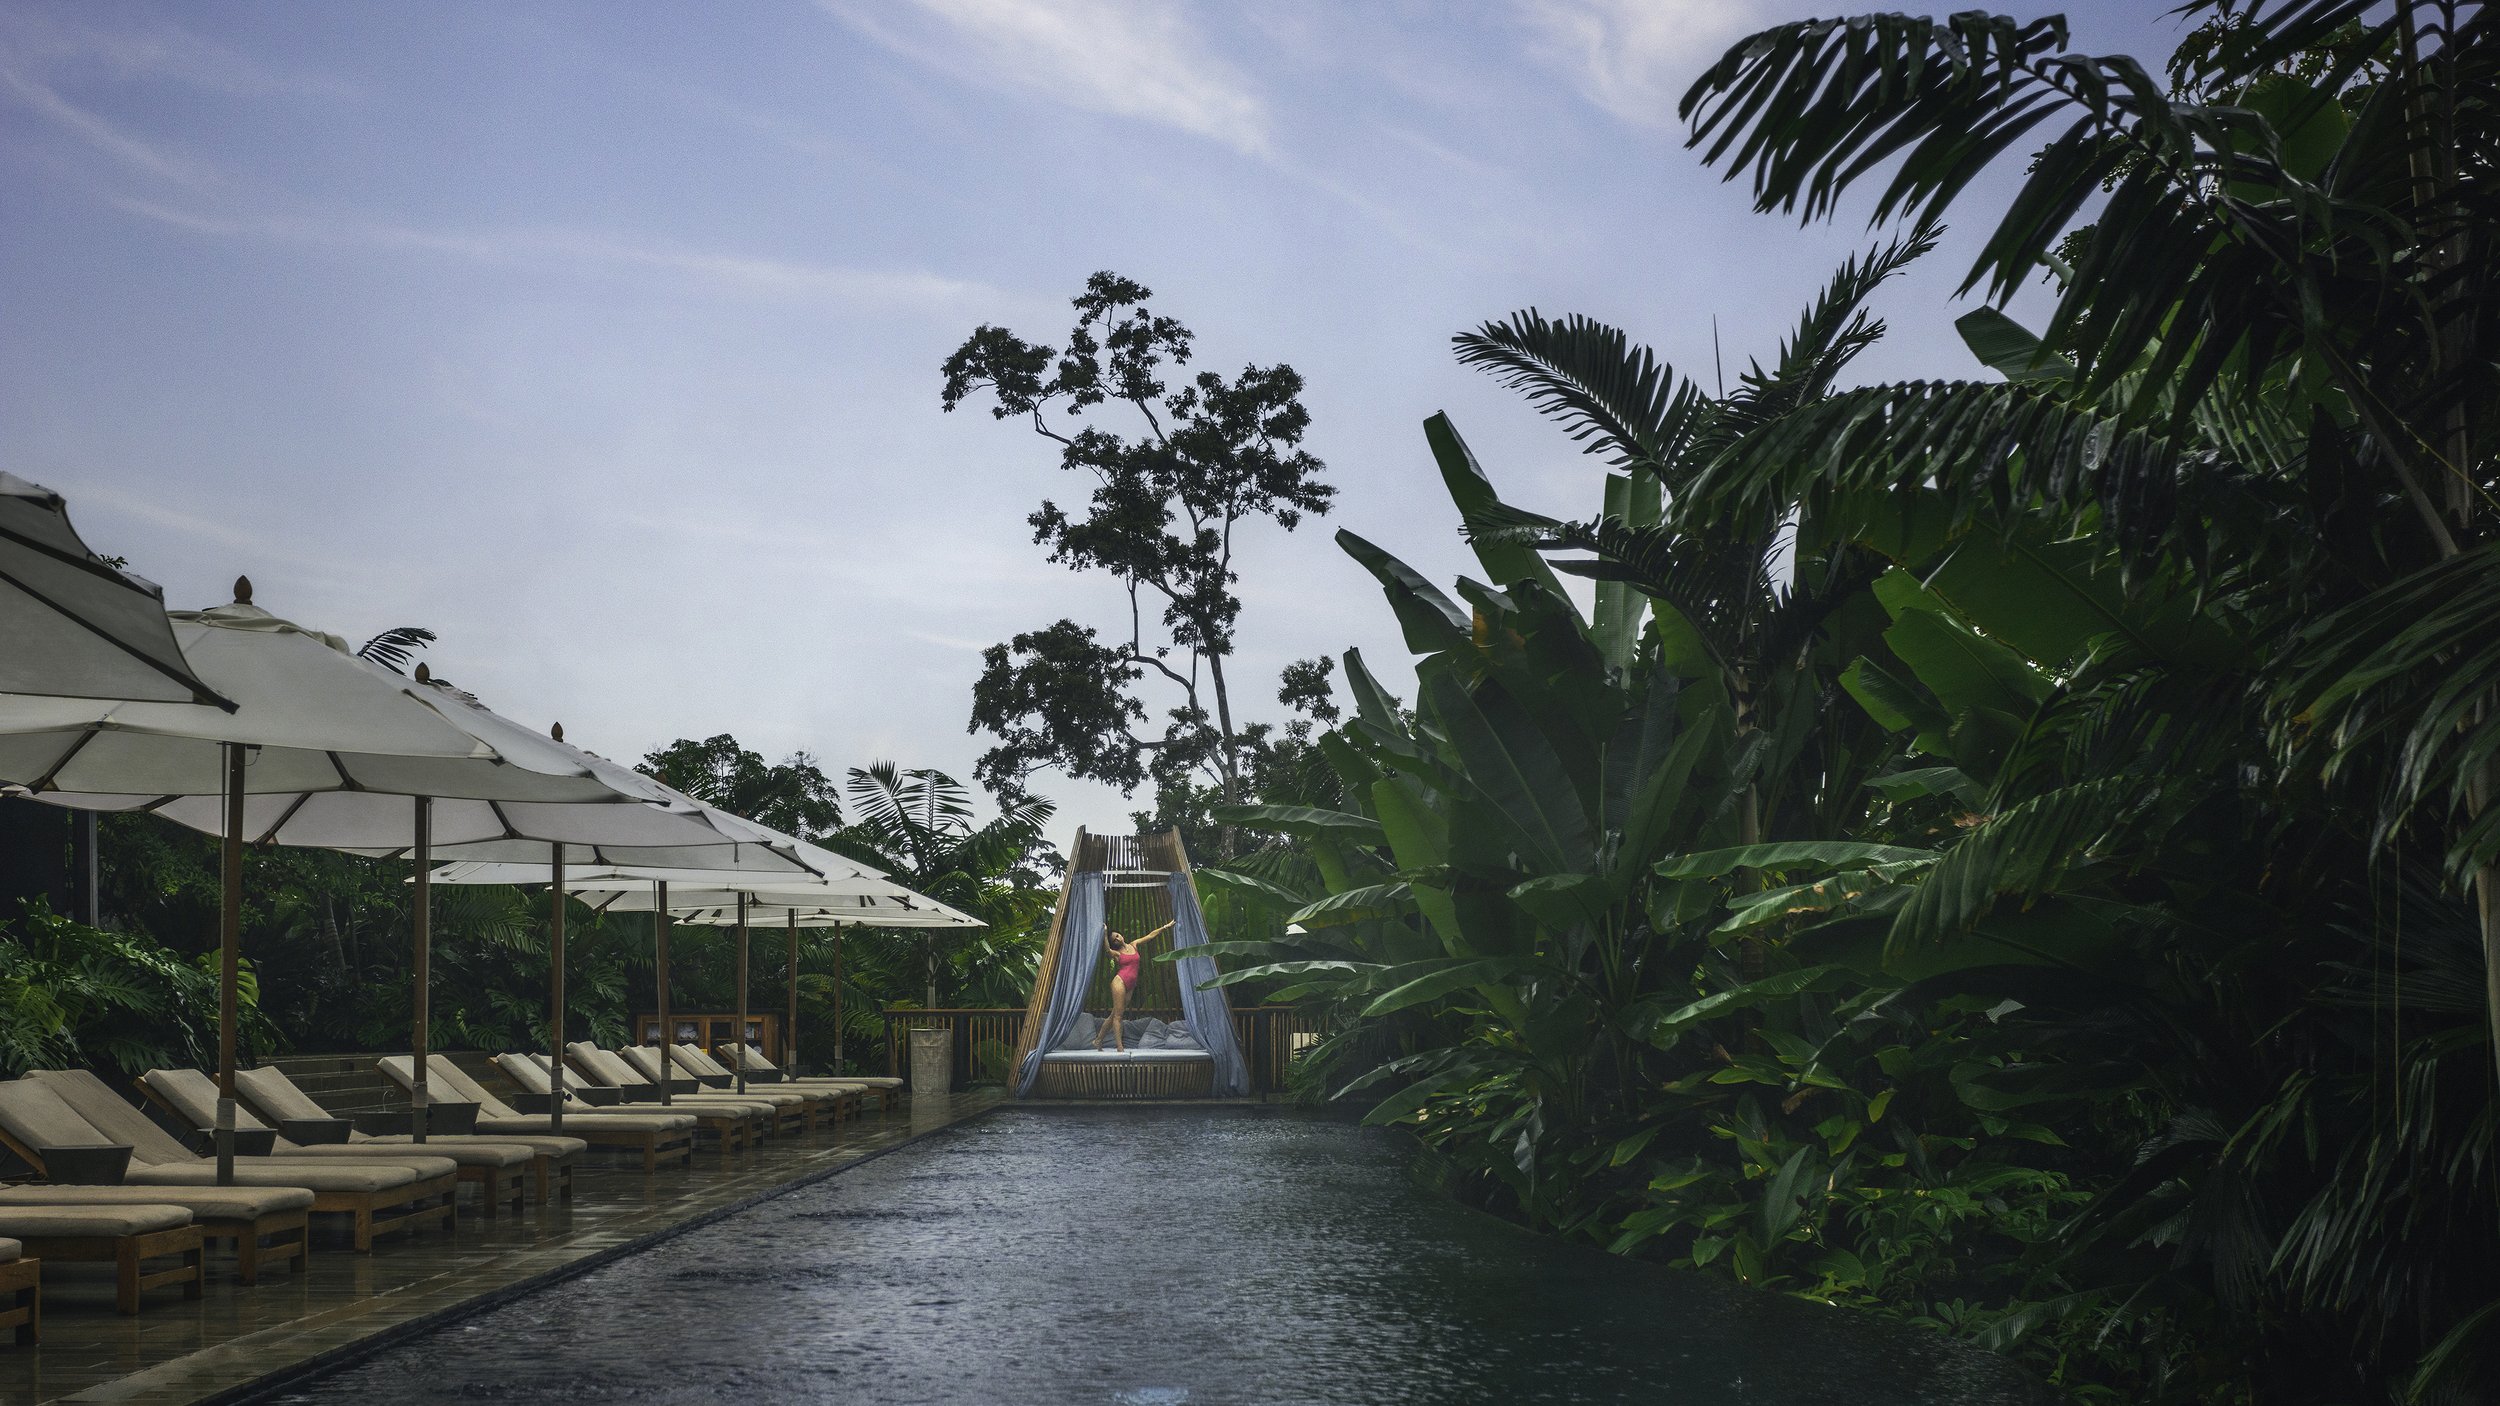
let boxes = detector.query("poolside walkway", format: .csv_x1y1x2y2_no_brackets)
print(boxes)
4,1090,1002,1406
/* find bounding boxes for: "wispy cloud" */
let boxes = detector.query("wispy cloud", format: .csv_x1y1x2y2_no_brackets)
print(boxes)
1514,0,1758,130
0,4,350,99
820,0,1270,157
99,191,1009,311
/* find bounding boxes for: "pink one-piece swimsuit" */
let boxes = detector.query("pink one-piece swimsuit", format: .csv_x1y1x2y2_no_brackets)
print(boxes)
1113,946,1142,989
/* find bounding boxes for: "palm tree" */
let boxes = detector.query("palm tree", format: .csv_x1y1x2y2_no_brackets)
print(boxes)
838,764,1055,1008
1678,0,2500,1083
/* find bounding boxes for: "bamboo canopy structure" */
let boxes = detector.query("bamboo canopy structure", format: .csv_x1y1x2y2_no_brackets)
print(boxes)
1008,829,1246,1098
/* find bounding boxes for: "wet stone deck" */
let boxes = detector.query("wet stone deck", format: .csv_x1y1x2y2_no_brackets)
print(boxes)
2,1090,1000,1406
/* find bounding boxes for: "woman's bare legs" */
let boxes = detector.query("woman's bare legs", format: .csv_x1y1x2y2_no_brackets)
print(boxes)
1106,976,1131,1051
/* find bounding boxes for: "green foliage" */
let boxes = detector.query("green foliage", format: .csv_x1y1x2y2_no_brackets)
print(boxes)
641,734,843,840
1217,9,2500,1392
942,271,1339,853
0,896,270,1077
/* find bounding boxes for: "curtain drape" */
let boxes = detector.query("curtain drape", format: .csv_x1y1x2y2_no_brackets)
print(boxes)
1012,872,1106,1095
1167,873,1249,1096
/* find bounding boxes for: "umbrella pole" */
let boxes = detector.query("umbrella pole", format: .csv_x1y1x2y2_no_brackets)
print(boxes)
216,742,242,1186
734,894,750,1096
786,911,799,1076
411,797,431,1144
831,929,844,1076
653,882,672,1107
548,845,565,1135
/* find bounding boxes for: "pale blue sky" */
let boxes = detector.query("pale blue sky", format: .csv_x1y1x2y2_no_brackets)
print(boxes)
1,0,2187,833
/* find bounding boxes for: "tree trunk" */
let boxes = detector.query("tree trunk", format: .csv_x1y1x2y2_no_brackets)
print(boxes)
1208,649,1241,856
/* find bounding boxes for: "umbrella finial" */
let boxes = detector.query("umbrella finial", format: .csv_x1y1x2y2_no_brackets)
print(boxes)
414,662,431,683
232,575,253,604
551,721,564,741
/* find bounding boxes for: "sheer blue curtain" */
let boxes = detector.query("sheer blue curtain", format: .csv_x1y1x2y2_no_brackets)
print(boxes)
1167,873,1250,1096
1013,872,1105,1096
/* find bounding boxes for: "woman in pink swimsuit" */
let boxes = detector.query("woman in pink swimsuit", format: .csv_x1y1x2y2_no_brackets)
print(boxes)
1094,920,1174,1050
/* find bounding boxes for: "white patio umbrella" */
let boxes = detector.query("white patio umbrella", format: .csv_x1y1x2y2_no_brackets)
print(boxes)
660,898,984,1084
0,474,228,707
430,855,975,1093
1,585,810,1162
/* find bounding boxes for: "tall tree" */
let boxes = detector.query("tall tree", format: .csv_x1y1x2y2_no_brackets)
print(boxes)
640,735,842,840
941,272,1337,838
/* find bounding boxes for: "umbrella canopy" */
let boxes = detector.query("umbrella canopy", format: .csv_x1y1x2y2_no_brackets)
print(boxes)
429,851,981,1090
0,589,805,1159
2,599,618,801
0,474,228,707
584,888,981,927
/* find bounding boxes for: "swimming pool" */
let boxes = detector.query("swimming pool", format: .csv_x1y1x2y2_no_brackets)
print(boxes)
266,1107,2044,1405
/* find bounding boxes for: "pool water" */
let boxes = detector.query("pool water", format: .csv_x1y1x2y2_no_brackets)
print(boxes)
269,1108,2045,1405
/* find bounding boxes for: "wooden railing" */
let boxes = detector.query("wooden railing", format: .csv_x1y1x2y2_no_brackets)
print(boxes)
885,1006,1322,1094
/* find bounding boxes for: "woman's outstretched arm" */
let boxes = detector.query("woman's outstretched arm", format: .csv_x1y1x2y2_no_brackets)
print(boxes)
1134,922,1175,947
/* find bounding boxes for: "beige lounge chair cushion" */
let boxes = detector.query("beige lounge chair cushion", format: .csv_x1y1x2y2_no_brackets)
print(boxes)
22,1070,200,1165
125,1160,423,1193
0,1078,123,1160
141,1066,467,1175
496,1053,595,1102
0,1239,18,1263
141,1068,275,1132
0,1204,191,1237
720,1047,881,1089
565,1043,646,1089
613,1046,675,1085
241,1065,559,1162
365,1132,588,1159
384,1055,693,1135
231,1067,332,1124
0,1184,314,1215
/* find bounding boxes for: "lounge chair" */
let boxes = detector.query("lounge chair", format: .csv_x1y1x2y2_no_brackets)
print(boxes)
506,1052,761,1153
139,1068,530,1218
0,1204,200,1316
682,1043,861,1125
649,1045,834,1132
376,1056,696,1174
571,1044,796,1131
0,1183,309,1287
20,1071,454,1252
715,1045,894,1112
235,1065,584,1205
0,1239,37,1344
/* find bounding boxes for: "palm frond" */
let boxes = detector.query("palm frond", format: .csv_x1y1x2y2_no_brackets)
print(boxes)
1453,311,1707,476
356,627,437,674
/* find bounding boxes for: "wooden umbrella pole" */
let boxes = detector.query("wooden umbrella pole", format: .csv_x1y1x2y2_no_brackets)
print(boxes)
786,910,800,1075
734,894,750,1096
411,796,431,1143
216,741,243,1186
831,927,844,1075
548,843,566,1134
653,881,672,1106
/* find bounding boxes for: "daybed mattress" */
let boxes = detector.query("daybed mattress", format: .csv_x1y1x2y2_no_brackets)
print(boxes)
1041,1048,1214,1063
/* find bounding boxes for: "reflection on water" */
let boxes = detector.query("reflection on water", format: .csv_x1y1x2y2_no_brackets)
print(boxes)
272,1108,2045,1405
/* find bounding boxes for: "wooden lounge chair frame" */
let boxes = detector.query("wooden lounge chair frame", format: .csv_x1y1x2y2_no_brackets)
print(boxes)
381,1056,694,1175
11,1222,202,1316
23,1071,454,1254
659,1046,827,1134
136,1071,524,1221
0,1127,312,1285
0,1253,37,1344
235,1065,578,1208
716,1045,891,1116
529,1053,753,1155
